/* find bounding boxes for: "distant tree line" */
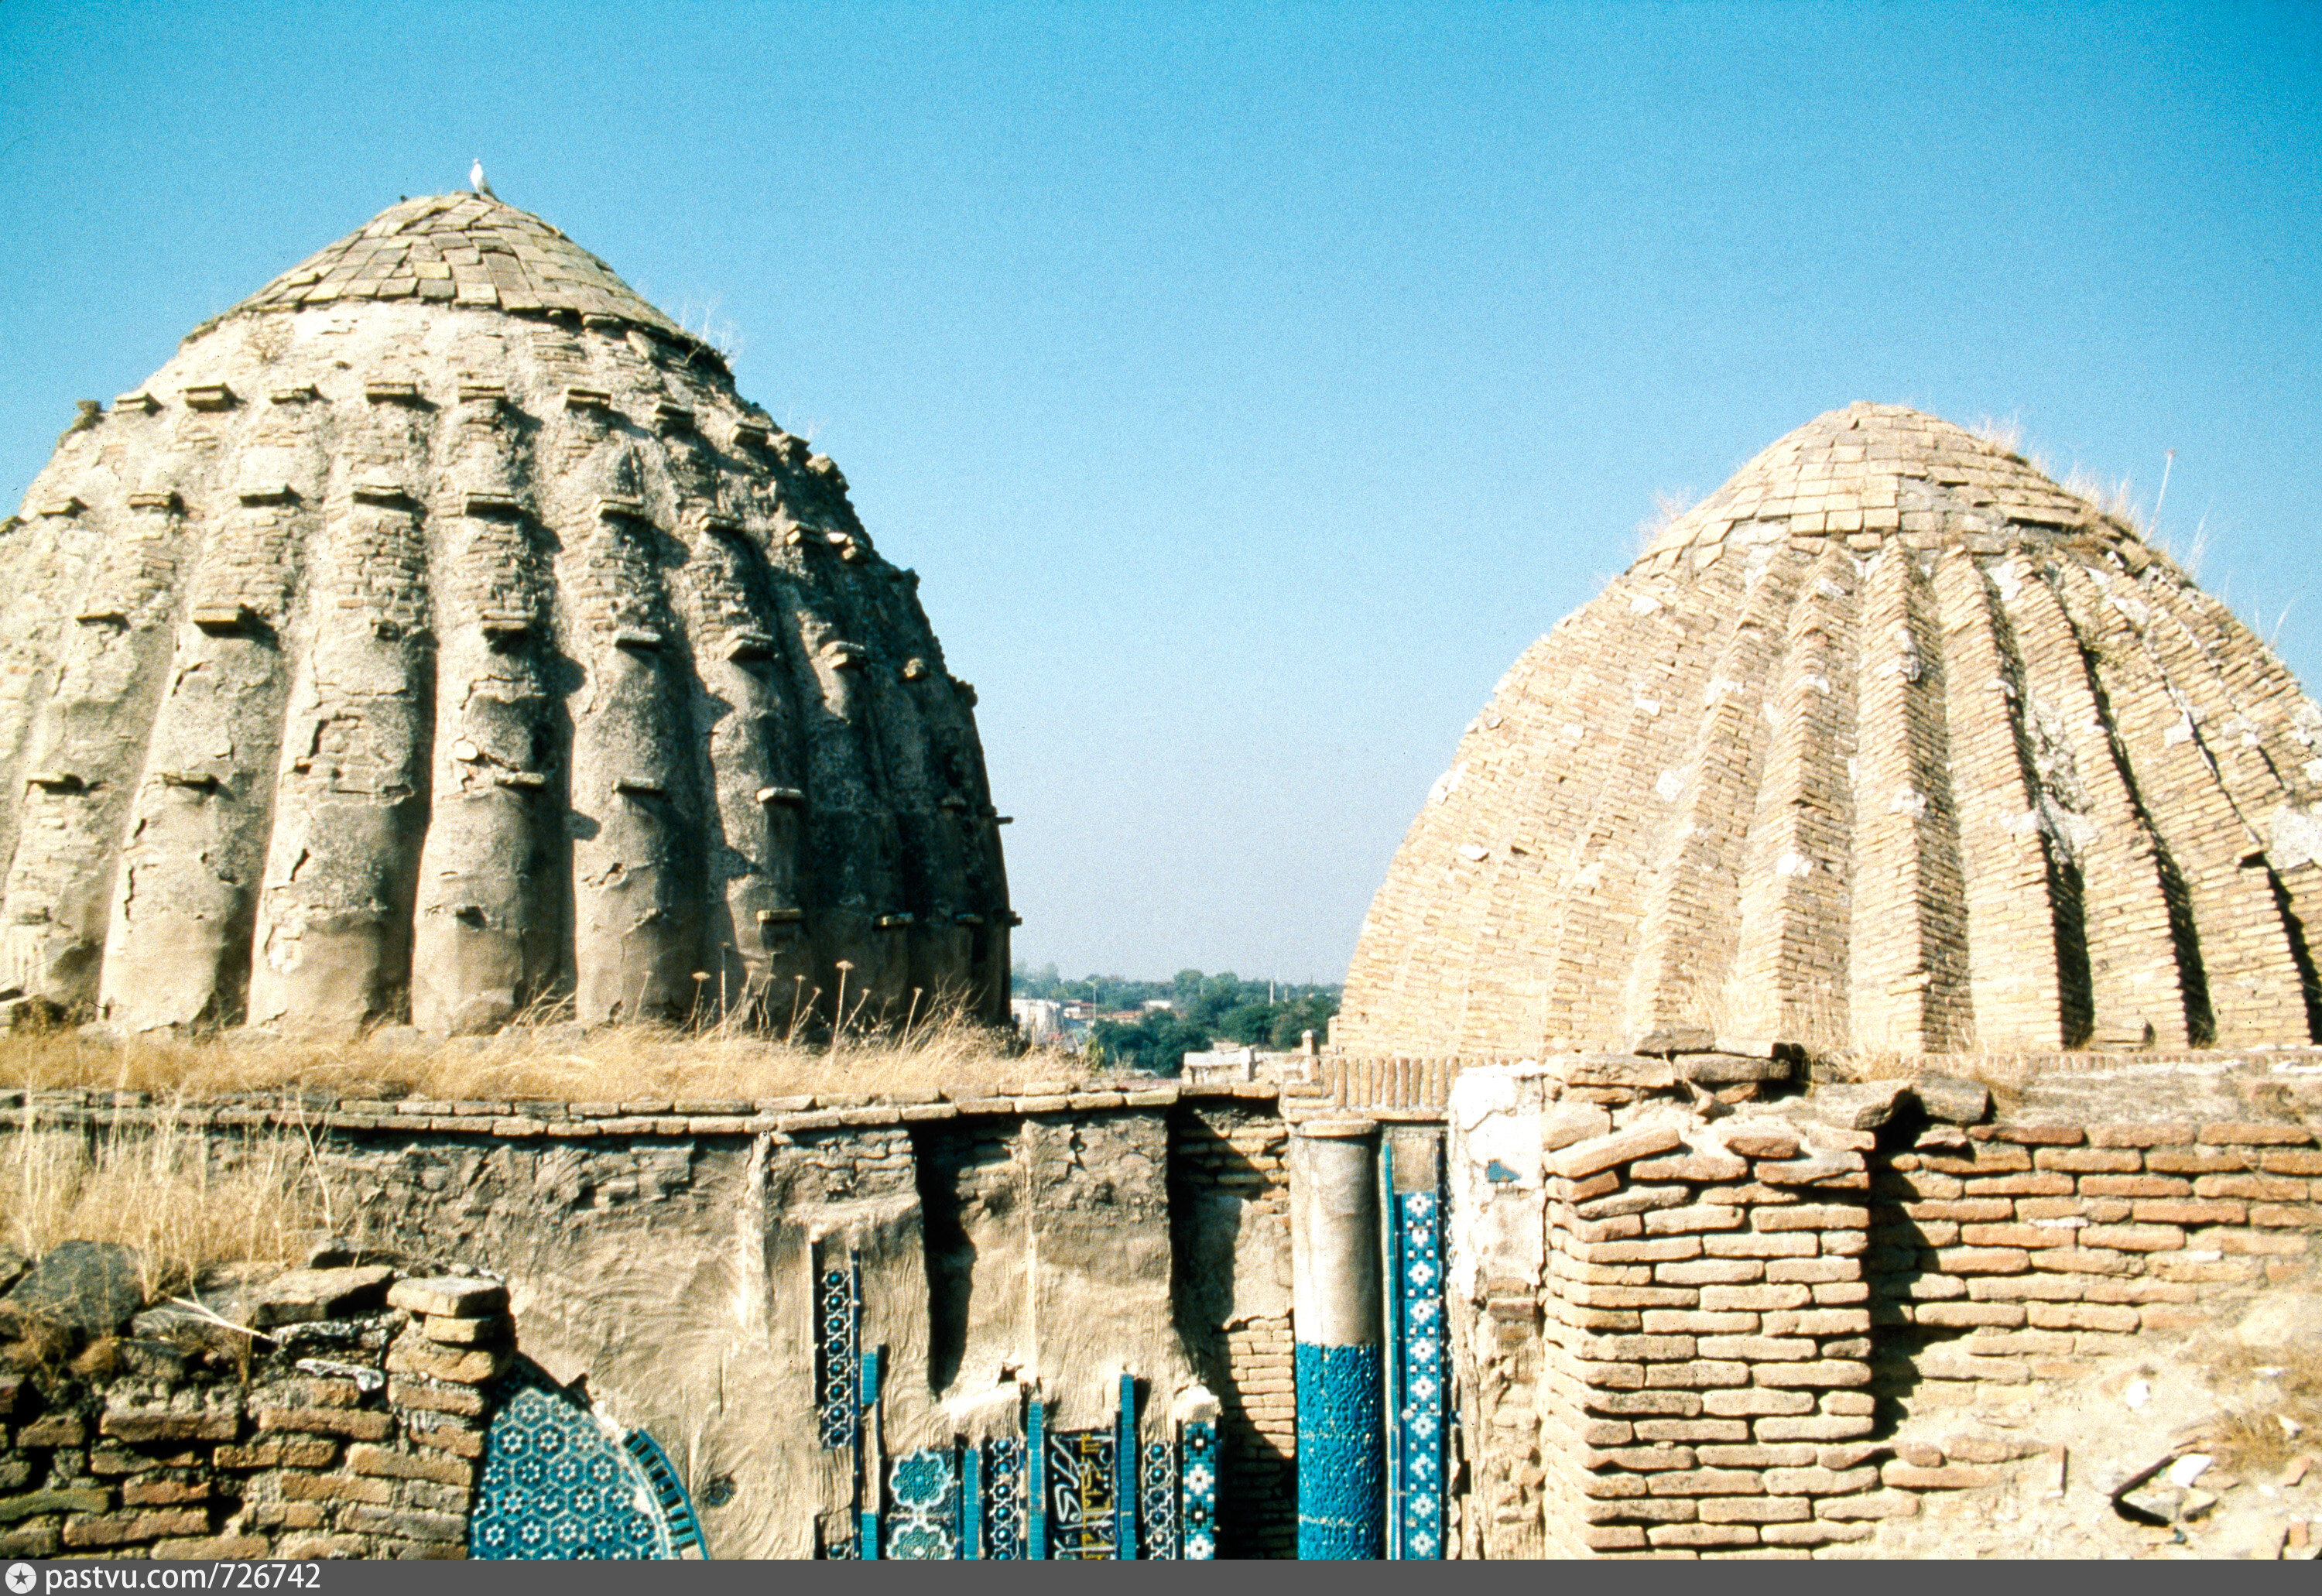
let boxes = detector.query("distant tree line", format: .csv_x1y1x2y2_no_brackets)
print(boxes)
1011,963,1339,1076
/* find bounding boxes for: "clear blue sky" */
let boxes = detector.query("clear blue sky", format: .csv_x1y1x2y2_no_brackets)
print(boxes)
4,2,2317,985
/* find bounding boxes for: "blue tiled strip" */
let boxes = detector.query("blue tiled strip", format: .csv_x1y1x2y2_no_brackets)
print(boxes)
1382,1142,1404,1559
1026,1399,1048,1560
1115,1374,1138,1559
984,1437,1026,1559
815,1249,860,1450
1139,1439,1178,1558
1179,1420,1218,1560
1395,1187,1448,1559
961,1440,983,1558
1295,1341,1384,1559
858,1346,884,1560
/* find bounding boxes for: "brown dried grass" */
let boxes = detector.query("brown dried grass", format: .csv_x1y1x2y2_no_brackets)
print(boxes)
2200,1337,2322,1480
0,1010,1058,1106
0,1111,327,1300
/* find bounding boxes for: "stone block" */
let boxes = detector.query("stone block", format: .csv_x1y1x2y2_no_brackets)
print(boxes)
387,1277,509,1318
1702,1389,1815,1417
2075,1224,2184,1252
282,1473,394,1505
154,1534,270,1558
215,1437,337,1469
16,1413,87,1447
350,1444,472,1486
388,1329,509,1385
1644,1205,1746,1235
1642,1468,1765,1496
1752,1204,1868,1232
420,1313,507,1346
1556,1125,1686,1181
1814,1489,1921,1520
122,1478,211,1505
257,1406,395,1441
1801,1082,1906,1131
2200,1122,2315,1146
1910,1074,1990,1125
1753,1360,1872,1388
99,1406,238,1444
1881,1462,1998,1490
0,1488,110,1523
0,1242,142,1337
1648,1522,1758,1546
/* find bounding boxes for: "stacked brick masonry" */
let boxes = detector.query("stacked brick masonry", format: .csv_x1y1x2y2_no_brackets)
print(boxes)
0,1276,510,1559
1170,1102,1297,1559
1539,1119,1889,1557
1869,1117,2321,1401
1340,402,2322,1067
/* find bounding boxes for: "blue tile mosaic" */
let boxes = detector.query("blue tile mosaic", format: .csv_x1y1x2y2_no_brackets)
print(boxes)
1179,1420,1218,1560
815,1249,860,1450
1115,1373,1138,1558
983,1436,1027,1560
622,1427,706,1558
885,1447,962,1559
470,1361,675,1560
1044,1430,1118,1559
1026,1399,1049,1560
1139,1440,1179,1558
1394,1187,1447,1559
1295,1341,1384,1560
962,1439,983,1559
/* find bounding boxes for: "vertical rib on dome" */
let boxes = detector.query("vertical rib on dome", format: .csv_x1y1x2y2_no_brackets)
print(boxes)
0,196,1012,1036
1340,404,2322,1061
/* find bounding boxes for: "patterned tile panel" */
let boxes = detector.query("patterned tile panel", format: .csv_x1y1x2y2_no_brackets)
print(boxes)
1139,1440,1179,1558
815,1249,860,1450
1395,1187,1448,1559
1295,1341,1384,1560
1045,1430,1118,1559
1180,1420,1218,1560
885,1447,962,1560
470,1362,674,1560
983,1436,1027,1560
622,1427,707,1558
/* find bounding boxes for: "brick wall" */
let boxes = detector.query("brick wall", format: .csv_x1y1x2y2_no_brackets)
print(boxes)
0,1274,509,1559
1535,1118,1885,1557
1870,1115,2321,1399
1171,1102,1297,1558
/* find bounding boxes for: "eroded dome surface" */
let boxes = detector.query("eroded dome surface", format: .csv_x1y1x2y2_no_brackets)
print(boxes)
1340,404,2322,1060
0,194,1010,1034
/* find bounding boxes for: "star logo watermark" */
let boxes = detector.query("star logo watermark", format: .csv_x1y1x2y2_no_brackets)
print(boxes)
6,1562,36,1594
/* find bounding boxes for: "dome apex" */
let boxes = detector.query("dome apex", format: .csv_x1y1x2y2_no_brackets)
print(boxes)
1635,402,2147,574
223,193,706,358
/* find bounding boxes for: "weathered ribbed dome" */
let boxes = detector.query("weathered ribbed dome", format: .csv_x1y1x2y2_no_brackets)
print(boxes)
0,194,1011,1035
1340,403,2322,1060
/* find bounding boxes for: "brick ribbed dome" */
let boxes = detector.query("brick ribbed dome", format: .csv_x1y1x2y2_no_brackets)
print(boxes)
0,195,1010,1035
1339,404,2322,1060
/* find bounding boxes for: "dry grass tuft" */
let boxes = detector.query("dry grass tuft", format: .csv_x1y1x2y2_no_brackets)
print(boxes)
2060,466,2150,537
0,1010,1050,1105
0,1111,328,1300
1968,414,2026,460
2198,1336,2322,1478
1632,488,1700,557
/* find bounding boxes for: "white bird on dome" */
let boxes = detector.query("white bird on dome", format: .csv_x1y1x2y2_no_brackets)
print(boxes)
470,159,495,199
